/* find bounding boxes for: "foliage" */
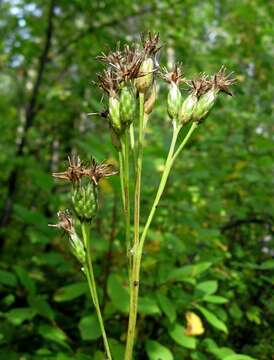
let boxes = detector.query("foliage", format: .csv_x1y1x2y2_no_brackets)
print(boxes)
0,1,273,359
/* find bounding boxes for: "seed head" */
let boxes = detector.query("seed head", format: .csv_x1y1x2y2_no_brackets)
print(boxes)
83,158,118,186
186,74,211,98
97,69,119,96
52,155,84,185
161,64,184,85
211,65,236,96
49,210,74,235
141,32,161,56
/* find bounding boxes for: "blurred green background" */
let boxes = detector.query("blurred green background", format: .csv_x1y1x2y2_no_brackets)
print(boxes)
0,1,273,359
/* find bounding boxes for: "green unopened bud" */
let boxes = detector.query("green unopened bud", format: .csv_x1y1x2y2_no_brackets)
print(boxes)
72,182,98,222
167,83,182,120
179,93,198,125
109,96,121,132
193,88,217,123
120,87,136,126
135,57,154,93
69,231,86,265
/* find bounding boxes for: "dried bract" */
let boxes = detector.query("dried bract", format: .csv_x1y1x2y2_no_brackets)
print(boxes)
84,158,118,186
211,66,236,96
141,32,161,56
49,210,74,235
187,74,211,98
161,64,183,85
52,155,84,184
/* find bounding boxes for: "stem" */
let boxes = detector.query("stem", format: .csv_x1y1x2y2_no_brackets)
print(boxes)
122,130,131,254
124,121,198,360
124,93,145,360
81,223,112,360
118,150,125,210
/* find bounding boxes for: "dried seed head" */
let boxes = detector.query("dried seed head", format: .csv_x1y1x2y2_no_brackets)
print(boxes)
141,32,161,56
84,158,118,186
97,69,119,96
52,155,84,185
211,65,236,96
49,210,74,234
161,64,183,85
186,74,211,98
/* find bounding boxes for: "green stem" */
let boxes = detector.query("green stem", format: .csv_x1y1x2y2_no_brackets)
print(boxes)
124,93,145,360
81,223,112,360
122,130,131,255
124,121,198,360
118,150,125,210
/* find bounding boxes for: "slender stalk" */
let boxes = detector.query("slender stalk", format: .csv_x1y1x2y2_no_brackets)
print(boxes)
118,150,125,210
81,223,112,360
124,93,145,360
124,121,198,360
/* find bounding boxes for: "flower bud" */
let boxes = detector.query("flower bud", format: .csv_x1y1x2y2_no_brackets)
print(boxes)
109,96,121,132
120,87,136,126
167,83,182,120
179,93,198,125
192,88,217,123
135,57,154,93
70,231,86,265
144,83,157,115
72,182,98,222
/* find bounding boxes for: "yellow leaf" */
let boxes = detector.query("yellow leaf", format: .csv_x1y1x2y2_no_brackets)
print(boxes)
185,311,204,336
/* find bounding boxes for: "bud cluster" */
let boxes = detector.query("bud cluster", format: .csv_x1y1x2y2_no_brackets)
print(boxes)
96,33,161,139
162,64,235,125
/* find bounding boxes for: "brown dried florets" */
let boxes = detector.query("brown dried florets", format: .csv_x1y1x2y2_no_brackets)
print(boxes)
141,32,161,56
98,45,144,83
52,155,84,184
211,65,236,96
83,158,118,185
49,210,74,234
97,69,119,96
161,64,184,85
53,156,117,186
186,74,212,98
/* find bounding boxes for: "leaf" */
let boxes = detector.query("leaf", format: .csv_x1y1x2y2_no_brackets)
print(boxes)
196,281,218,295
28,295,55,321
138,296,161,315
224,355,257,360
107,274,129,313
78,315,101,341
260,259,274,270
169,323,196,349
145,340,174,360
203,295,229,304
109,338,125,360
54,282,88,302
210,347,235,359
14,266,36,295
0,270,17,287
196,305,228,333
38,324,69,349
5,307,37,326
156,292,176,323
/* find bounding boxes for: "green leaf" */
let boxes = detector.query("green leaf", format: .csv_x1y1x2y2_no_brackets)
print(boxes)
38,324,69,349
196,281,218,295
260,259,274,270
224,355,257,360
156,292,176,323
145,340,174,360
107,274,129,313
209,347,235,359
54,282,88,302
5,307,37,326
138,296,161,315
78,315,101,341
14,266,36,295
203,295,228,304
109,338,125,360
0,270,17,287
28,295,55,320
196,305,228,333
169,323,196,349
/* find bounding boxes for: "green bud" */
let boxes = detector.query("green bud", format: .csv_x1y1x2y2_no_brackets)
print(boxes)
179,93,198,125
109,96,121,132
120,87,136,126
69,231,86,265
135,57,154,93
72,182,98,222
192,88,217,123
167,83,182,120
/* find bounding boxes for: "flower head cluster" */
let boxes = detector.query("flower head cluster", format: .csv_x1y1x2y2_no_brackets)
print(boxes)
95,33,161,139
162,64,236,124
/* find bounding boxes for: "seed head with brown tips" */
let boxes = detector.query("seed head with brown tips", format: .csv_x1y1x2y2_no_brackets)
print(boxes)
52,155,85,184
211,66,236,96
